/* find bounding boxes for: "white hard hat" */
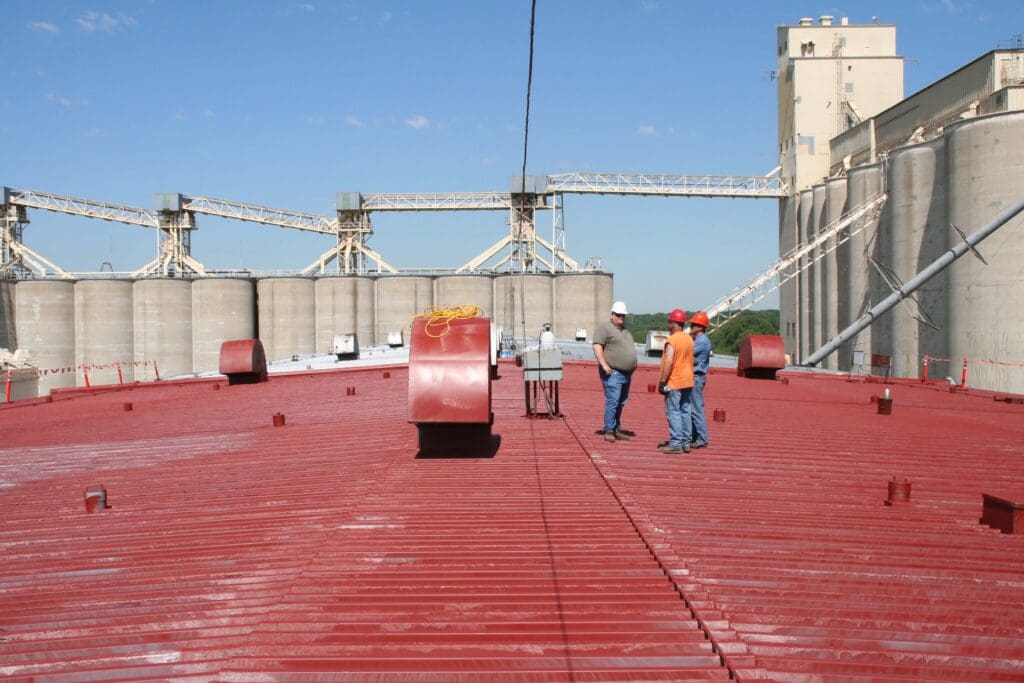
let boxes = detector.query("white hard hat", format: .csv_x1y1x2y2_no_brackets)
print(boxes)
610,301,628,315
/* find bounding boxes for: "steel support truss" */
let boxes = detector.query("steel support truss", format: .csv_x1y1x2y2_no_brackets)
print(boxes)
547,172,787,198
705,192,888,329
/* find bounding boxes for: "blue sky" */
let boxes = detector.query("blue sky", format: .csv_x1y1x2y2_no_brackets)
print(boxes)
4,0,1022,312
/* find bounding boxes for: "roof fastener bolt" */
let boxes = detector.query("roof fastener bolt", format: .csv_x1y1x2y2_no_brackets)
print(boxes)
347,386,356,396
272,413,285,427
123,402,133,412
713,409,726,423
647,383,657,393
383,371,391,379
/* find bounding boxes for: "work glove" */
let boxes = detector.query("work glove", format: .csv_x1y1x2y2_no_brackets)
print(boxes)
658,381,668,395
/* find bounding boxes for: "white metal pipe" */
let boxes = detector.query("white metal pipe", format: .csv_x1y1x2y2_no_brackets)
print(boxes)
804,193,1024,366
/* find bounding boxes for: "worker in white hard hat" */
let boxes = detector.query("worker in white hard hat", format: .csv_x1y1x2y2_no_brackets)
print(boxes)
592,301,638,442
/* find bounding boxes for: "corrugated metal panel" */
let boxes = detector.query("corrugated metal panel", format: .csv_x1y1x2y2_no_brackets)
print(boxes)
1,363,1023,681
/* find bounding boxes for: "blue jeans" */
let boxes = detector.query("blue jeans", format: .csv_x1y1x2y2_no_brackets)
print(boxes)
665,387,693,447
599,368,631,433
691,373,708,446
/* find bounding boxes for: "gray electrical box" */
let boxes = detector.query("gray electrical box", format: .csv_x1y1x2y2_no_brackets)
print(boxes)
155,193,183,212
336,192,362,211
510,175,548,195
523,349,563,381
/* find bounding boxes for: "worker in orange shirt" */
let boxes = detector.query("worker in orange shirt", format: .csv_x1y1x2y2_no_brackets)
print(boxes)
657,309,694,454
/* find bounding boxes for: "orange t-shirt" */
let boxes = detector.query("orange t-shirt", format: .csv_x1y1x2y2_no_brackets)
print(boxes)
661,331,694,390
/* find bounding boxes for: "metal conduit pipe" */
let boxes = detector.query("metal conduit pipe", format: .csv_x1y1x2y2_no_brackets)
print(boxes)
804,193,1024,367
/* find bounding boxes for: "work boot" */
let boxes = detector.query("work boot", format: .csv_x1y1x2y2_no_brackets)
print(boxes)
657,440,670,448
658,444,684,454
613,430,631,441
604,431,617,442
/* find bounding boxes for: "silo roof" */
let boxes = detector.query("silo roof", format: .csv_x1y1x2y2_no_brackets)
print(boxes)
2,361,1024,681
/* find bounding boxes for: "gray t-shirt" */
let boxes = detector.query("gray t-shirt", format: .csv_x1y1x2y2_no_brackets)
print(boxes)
593,321,638,373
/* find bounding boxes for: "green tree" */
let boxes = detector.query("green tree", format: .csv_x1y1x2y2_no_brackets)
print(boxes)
627,310,780,356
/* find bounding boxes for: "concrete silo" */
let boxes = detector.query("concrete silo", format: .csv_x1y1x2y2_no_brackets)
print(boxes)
15,280,76,395
809,184,827,354
434,275,493,317
133,278,193,381
888,139,949,380
494,274,554,340
553,273,613,342
75,280,134,386
0,281,15,351
797,189,814,361
375,276,433,346
192,278,256,373
822,177,847,369
947,112,1024,394
257,277,316,363
315,276,376,352
778,194,800,360
839,164,883,370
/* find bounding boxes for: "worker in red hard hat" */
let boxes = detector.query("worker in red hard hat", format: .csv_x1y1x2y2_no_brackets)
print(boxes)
688,311,711,449
657,308,694,454
593,301,638,442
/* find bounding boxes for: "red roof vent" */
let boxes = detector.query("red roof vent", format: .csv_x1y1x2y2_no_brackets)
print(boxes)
980,493,1024,533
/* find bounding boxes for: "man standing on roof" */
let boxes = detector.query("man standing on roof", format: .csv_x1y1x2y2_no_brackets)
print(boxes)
689,311,711,449
593,301,638,442
657,309,694,454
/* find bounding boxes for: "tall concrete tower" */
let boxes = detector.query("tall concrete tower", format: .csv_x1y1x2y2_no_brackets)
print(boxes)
777,16,904,192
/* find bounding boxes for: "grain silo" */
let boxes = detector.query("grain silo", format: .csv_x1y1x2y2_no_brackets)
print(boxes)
946,112,1024,394
375,276,433,346
822,177,847,369
809,184,827,353
315,276,376,352
434,275,493,317
74,280,134,386
14,280,75,395
888,139,949,379
133,278,193,381
494,274,554,339
257,277,316,362
868,169,895,368
0,281,15,351
797,189,813,361
192,278,256,373
778,194,800,360
838,164,882,370
553,272,612,342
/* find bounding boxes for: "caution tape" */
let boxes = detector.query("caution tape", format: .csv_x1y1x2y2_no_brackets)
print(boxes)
4,359,159,378
923,355,1024,369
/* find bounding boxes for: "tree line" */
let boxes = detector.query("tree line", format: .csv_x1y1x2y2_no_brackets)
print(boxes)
626,310,780,356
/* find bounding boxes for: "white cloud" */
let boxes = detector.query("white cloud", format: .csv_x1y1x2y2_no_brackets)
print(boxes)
292,2,315,11
203,110,216,119
636,125,657,136
380,10,393,22
640,0,658,10
305,116,326,125
27,21,59,34
939,0,960,12
404,115,429,129
76,11,137,33
344,115,365,127
173,111,185,121
46,93,72,108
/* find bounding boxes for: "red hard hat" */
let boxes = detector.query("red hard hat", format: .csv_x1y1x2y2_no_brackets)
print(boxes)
690,311,709,328
668,309,687,324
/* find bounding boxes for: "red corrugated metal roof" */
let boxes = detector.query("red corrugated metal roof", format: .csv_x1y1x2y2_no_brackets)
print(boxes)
2,362,1023,681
